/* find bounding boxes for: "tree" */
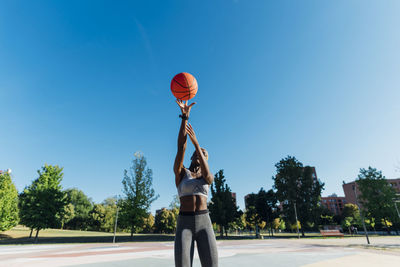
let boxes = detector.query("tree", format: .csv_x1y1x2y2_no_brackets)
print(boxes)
273,156,324,237
228,210,245,234
142,213,155,233
342,203,359,219
119,152,158,238
89,198,117,232
273,217,286,232
356,167,397,234
0,172,19,231
64,188,93,230
319,205,334,226
154,208,176,233
60,203,75,230
341,204,360,234
209,169,240,237
169,194,180,210
244,204,258,232
255,188,278,236
19,164,67,242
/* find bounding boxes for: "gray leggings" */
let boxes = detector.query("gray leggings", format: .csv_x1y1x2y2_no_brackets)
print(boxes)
174,210,218,267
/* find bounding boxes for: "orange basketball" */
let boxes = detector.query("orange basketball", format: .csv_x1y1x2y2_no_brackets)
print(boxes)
170,72,198,100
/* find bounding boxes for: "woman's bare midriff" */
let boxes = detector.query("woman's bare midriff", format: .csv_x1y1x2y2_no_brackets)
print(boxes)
179,195,208,212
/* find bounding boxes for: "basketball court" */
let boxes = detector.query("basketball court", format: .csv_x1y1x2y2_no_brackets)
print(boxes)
0,237,399,267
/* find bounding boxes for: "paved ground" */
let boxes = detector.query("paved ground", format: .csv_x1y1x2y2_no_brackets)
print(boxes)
0,236,399,266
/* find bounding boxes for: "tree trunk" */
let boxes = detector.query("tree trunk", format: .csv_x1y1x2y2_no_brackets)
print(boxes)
219,225,223,238
34,228,40,243
383,219,391,235
270,227,274,237
301,228,305,237
29,228,33,238
225,226,228,237
130,227,134,240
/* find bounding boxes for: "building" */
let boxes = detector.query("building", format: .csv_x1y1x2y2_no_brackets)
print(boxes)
321,194,346,215
244,194,251,210
342,178,400,206
155,207,167,216
231,192,237,207
309,166,318,183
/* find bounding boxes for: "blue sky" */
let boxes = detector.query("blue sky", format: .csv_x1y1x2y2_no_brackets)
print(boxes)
1,1,400,213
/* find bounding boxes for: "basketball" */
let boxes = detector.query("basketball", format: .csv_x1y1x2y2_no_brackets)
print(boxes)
170,72,198,100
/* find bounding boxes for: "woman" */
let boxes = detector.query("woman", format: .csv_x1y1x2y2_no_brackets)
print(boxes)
173,99,218,267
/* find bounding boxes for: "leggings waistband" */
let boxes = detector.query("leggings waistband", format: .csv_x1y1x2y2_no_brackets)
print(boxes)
179,209,209,216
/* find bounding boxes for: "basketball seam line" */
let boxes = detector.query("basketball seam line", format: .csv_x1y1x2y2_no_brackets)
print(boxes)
179,92,193,100
171,87,197,93
173,78,190,89
183,74,190,100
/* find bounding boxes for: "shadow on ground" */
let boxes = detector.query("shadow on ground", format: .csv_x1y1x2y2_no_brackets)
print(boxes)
0,234,176,245
0,233,329,245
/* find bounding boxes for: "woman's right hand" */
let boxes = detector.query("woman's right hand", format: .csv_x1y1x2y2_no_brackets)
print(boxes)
176,99,196,118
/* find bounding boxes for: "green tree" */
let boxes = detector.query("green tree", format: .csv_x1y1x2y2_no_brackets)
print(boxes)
20,164,67,242
59,203,75,230
119,152,158,238
0,172,19,231
319,205,334,226
228,210,245,234
342,203,359,219
169,194,180,210
19,189,36,238
341,204,360,234
64,188,93,230
273,217,286,232
256,188,278,236
89,198,117,232
356,167,397,234
273,156,324,237
154,208,176,233
142,213,155,233
209,169,240,237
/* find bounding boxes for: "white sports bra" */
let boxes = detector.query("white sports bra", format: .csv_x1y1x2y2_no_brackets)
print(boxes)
177,168,209,198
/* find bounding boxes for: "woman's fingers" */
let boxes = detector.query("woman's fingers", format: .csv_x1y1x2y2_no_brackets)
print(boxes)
185,125,193,135
188,102,196,108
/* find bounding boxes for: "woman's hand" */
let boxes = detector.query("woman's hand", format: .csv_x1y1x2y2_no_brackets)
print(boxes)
185,123,199,146
176,99,196,118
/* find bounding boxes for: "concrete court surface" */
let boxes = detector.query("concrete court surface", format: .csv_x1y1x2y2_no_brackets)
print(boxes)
0,237,399,267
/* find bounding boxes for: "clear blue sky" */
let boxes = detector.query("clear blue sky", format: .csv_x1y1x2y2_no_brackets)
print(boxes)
1,1,400,214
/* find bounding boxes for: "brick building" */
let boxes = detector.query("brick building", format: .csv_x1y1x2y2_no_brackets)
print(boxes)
231,192,237,207
321,194,346,215
342,178,400,206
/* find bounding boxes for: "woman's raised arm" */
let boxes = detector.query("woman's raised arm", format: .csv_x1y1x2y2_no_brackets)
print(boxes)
173,100,196,187
185,123,213,184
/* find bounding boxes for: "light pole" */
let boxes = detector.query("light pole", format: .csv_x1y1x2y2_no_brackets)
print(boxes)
353,184,370,244
113,198,120,244
393,193,400,221
294,202,300,239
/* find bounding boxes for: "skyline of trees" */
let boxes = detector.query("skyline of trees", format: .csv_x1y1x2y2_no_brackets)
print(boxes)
2,155,400,240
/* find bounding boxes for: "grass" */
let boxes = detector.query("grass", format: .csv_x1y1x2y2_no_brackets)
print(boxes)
1,226,384,245
0,225,175,245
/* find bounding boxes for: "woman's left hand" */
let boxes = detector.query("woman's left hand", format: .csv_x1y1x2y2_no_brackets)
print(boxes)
185,123,199,146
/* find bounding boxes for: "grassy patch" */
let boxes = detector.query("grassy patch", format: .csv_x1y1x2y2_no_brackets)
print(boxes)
0,226,175,245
